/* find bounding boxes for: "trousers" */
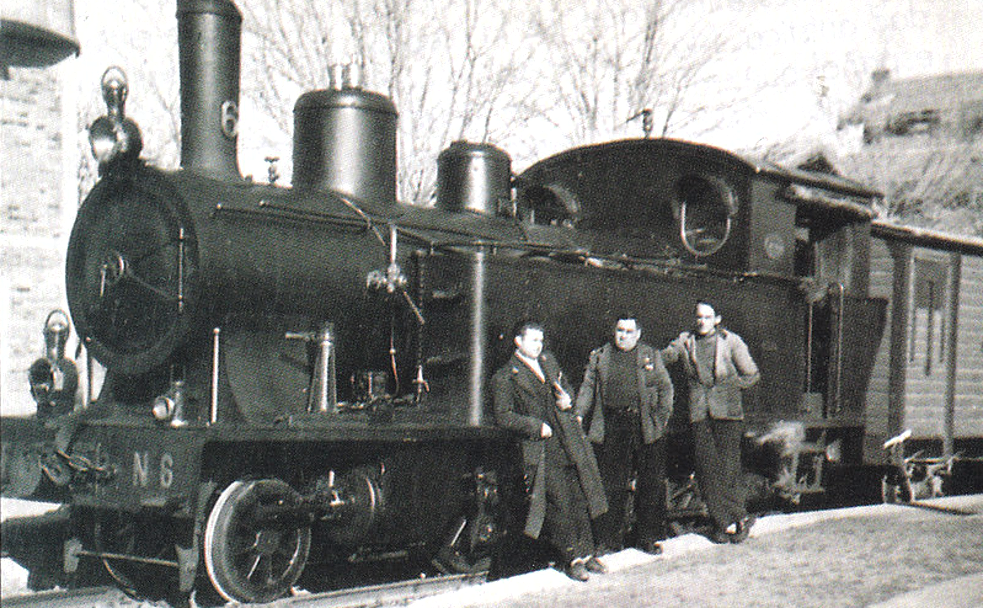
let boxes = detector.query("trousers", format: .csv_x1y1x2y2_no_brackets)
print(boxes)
692,417,746,530
591,411,667,550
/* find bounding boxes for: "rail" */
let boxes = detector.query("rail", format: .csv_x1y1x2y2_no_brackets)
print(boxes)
277,571,486,608
1,573,487,608
2,587,140,608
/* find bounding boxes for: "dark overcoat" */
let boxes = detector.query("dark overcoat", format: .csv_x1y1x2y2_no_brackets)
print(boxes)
492,351,608,538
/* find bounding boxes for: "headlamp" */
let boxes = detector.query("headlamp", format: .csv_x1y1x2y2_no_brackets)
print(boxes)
87,66,142,171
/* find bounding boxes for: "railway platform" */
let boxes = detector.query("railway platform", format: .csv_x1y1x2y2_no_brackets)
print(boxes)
411,494,983,608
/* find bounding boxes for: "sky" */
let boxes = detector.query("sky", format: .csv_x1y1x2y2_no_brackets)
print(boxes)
697,0,983,153
69,0,983,178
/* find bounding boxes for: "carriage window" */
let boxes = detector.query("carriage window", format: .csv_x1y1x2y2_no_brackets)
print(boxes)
676,175,737,256
909,258,947,376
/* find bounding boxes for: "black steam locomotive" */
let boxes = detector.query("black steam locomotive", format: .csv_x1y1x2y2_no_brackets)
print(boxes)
1,0,899,603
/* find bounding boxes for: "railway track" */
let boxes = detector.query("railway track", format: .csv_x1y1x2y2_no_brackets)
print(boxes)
276,572,487,608
2,586,146,608
1,572,488,608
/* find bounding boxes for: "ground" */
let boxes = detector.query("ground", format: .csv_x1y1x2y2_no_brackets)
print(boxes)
411,497,983,608
4,497,983,606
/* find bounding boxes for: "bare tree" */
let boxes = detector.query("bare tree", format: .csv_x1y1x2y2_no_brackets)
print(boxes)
72,0,837,208
240,0,531,204
524,0,743,147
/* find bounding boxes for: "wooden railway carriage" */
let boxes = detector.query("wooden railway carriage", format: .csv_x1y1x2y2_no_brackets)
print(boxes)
866,222,983,498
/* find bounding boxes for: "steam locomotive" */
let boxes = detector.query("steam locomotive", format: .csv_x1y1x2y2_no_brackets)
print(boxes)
8,0,982,604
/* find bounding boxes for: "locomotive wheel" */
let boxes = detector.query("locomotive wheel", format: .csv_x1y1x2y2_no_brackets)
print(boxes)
203,479,311,603
431,516,493,575
93,511,178,599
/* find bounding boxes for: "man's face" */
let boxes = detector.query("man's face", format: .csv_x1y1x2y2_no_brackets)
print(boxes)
515,328,545,360
614,319,641,351
695,303,720,336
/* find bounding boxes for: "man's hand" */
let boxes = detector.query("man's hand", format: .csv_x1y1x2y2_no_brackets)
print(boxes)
554,381,572,410
541,423,553,438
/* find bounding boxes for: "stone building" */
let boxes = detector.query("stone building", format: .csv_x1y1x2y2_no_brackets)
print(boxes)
838,69,983,237
1,1,80,416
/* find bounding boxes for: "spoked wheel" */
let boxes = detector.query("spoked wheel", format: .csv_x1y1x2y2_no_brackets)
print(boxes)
431,516,494,574
881,475,914,504
92,511,180,600
203,479,311,603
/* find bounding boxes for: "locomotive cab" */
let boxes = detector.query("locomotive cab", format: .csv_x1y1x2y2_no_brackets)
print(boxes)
766,167,883,423
516,139,751,267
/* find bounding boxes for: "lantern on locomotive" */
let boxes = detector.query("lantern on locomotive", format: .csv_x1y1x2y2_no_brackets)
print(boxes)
27,309,79,420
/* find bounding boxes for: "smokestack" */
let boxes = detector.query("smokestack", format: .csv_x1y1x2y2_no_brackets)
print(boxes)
177,0,241,180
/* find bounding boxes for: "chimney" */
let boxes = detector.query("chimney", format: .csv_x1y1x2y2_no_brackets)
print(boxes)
177,0,242,180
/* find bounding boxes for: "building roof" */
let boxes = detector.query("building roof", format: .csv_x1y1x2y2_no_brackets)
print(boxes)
843,70,983,138
871,219,983,257
865,72,983,114
1,0,79,71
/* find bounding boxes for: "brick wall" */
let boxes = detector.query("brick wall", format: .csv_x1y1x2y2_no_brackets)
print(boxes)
1,64,78,417
2,69,67,238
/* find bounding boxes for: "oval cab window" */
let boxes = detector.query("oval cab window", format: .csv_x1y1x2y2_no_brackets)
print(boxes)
677,174,736,257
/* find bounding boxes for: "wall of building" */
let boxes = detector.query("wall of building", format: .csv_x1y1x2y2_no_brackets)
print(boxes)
0,62,79,417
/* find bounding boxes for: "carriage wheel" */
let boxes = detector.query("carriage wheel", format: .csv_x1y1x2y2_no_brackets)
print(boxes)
203,479,311,604
881,476,914,504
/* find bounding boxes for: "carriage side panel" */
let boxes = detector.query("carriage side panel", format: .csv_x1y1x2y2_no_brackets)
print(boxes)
955,252,983,439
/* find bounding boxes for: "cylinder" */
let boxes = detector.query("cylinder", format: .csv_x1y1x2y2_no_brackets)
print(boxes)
177,0,242,180
292,87,398,206
436,141,511,214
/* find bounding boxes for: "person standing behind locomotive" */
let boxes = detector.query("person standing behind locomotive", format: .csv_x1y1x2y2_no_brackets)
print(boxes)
661,300,760,543
574,314,673,556
492,320,608,582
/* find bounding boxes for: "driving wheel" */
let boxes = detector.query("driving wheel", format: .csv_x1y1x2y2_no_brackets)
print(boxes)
93,511,179,599
203,479,311,603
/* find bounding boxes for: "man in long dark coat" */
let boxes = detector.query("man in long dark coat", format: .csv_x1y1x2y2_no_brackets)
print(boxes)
492,320,608,582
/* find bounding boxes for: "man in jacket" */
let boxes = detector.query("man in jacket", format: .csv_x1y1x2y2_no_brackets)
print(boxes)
575,314,673,556
492,320,608,581
662,300,760,543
